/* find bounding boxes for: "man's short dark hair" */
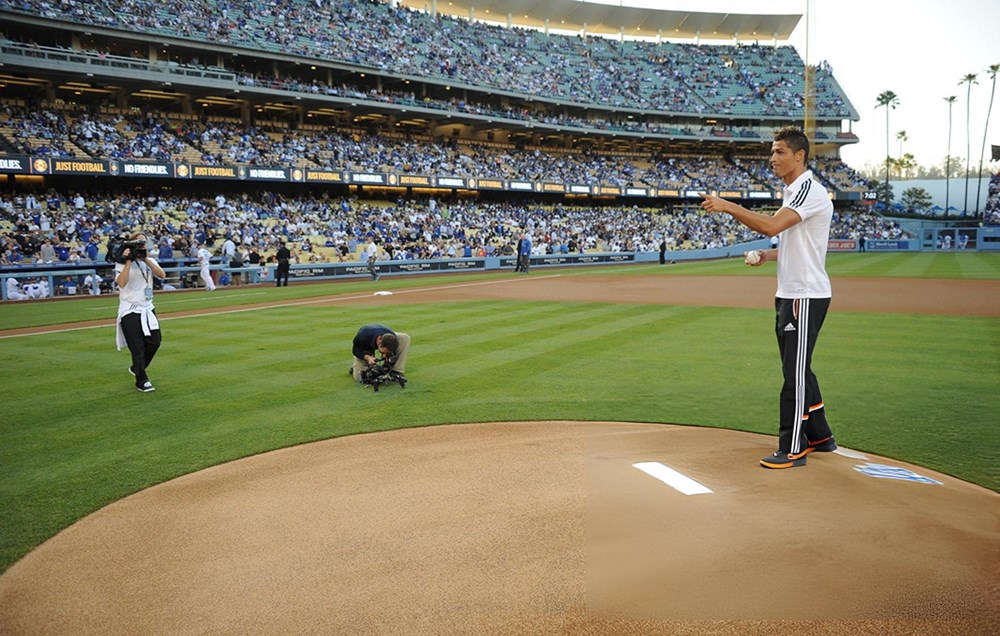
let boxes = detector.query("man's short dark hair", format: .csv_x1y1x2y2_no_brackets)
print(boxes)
379,333,398,354
774,126,809,161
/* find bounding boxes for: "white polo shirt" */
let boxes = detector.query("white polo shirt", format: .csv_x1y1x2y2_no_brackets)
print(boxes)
776,170,832,299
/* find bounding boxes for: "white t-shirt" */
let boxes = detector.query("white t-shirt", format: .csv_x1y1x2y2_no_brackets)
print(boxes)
115,260,157,311
114,260,161,350
776,170,832,299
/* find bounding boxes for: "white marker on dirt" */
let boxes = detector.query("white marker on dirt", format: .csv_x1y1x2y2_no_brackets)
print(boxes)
633,462,713,495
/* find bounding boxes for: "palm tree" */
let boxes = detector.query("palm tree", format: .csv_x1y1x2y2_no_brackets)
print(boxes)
975,64,999,215
896,130,908,158
875,90,899,191
959,73,978,214
944,95,957,213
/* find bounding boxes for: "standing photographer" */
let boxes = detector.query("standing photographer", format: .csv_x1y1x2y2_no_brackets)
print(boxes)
350,324,410,382
115,233,166,392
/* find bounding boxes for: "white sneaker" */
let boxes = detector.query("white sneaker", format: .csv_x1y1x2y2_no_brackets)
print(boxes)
137,381,155,392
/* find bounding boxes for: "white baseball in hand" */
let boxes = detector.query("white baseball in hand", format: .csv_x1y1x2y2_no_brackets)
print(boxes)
744,250,762,266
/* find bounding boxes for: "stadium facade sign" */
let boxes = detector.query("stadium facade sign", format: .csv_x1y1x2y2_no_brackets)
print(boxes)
191,165,238,179
303,170,345,183
437,176,467,188
0,154,856,201
42,158,111,176
120,161,172,177
828,239,858,251
350,172,387,185
245,167,290,181
0,155,29,173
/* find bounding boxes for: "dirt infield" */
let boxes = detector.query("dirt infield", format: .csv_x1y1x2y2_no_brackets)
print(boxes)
1,273,998,635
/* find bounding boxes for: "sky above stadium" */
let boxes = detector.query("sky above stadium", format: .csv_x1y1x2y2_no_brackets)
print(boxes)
588,0,1000,173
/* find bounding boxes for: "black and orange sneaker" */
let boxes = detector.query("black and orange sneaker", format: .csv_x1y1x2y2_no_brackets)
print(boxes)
799,436,838,457
760,450,807,469
809,436,838,452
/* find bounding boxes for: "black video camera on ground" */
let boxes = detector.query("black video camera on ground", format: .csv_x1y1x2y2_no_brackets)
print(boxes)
106,236,147,264
359,355,407,392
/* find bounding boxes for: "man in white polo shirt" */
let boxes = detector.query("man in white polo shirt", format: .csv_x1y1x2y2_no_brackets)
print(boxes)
700,126,837,469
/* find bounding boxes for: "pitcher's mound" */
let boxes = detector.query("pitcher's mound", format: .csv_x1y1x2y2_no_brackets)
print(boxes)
1,422,996,635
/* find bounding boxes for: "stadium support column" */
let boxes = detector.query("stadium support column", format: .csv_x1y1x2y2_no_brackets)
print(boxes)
803,0,816,143
804,64,815,142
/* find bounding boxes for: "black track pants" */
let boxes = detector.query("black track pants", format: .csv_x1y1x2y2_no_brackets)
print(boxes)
775,297,832,454
120,312,161,386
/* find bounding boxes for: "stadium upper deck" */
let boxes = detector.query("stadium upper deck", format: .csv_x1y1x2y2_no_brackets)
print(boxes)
0,0,857,126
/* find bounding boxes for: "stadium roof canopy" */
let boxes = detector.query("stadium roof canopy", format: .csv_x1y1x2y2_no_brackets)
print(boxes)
397,0,802,41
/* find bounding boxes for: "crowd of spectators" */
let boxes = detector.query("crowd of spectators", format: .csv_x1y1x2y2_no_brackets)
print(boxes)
1,188,910,274
0,105,869,193
0,0,854,119
0,34,850,142
0,108,78,158
985,173,1000,225
72,112,189,162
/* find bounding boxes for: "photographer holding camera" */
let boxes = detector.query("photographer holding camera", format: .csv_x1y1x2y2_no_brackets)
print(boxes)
114,233,166,392
350,324,410,383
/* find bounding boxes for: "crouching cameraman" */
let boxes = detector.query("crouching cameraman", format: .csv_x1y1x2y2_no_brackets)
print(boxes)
350,324,409,383
114,233,166,392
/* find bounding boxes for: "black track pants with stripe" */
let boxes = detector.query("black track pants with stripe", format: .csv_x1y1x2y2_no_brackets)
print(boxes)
775,297,832,455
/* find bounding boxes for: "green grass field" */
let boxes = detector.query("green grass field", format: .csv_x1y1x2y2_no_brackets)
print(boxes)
1,252,998,574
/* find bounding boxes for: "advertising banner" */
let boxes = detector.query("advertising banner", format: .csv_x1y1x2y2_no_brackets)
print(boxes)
866,240,913,251
828,239,858,251
396,174,433,187
475,178,505,190
303,169,345,183
0,155,31,174
349,172,387,185
244,166,290,181
40,158,112,176
119,161,173,178
190,165,238,180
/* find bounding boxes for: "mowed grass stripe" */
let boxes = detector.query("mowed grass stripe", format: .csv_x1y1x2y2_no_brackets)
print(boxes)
424,303,701,382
